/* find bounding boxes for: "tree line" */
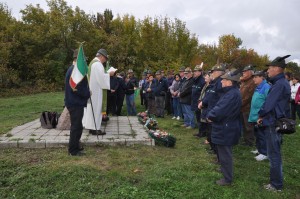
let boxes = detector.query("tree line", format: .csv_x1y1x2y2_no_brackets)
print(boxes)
0,0,298,96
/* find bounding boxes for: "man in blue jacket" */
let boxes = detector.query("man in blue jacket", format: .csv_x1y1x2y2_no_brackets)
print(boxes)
257,55,291,191
65,51,90,156
207,69,242,186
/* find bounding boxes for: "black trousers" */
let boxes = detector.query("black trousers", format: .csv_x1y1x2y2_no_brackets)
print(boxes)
155,96,165,117
217,145,233,183
165,91,173,115
68,106,84,155
290,100,299,120
116,93,125,116
107,93,117,115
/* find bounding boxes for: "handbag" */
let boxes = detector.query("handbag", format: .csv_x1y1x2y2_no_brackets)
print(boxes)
40,111,59,129
275,118,296,134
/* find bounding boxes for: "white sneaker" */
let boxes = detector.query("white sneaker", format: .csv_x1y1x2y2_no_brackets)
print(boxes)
255,154,268,161
251,149,258,154
172,116,176,119
264,184,282,192
176,116,180,120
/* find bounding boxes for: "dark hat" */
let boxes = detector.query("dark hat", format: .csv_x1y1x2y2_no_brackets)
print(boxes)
147,70,152,74
184,67,193,74
119,72,125,77
168,70,174,75
97,49,108,58
242,64,255,72
194,62,203,71
128,69,133,73
155,70,161,75
253,70,266,77
221,69,241,82
73,49,78,58
179,67,185,72
266,55,291,68
211,64,226,72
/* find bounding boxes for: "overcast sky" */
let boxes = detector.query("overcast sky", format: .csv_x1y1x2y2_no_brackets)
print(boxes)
4,0,300,64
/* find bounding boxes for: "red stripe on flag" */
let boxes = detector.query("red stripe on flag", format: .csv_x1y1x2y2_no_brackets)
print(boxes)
69,77,77,89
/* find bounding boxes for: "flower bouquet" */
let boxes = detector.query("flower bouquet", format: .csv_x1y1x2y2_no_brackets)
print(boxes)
137,112,149,124
144,118,158,130
148,129,176,147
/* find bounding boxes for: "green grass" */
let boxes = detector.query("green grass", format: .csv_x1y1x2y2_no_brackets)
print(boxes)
0,92,64,134
0,92,300,198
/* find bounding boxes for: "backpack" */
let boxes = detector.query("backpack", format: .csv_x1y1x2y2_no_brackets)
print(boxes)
275,118,296,134
40,111,59,129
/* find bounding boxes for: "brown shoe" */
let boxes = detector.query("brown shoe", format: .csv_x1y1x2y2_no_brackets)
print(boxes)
216,178,231,186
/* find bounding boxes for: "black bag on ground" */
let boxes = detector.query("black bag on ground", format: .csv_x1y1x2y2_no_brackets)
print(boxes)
275,118,296,134
40,111,59,129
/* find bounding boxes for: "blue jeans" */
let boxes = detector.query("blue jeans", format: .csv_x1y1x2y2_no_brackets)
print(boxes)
264,125,283,189
178,102,183,118
254,126,267,156
181,104,195,128
126,94,136,116
172,98,180,117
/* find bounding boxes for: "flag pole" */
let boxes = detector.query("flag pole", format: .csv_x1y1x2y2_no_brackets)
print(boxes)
88,96,99,140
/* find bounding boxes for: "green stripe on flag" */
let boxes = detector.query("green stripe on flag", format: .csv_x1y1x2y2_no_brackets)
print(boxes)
77,45,88,75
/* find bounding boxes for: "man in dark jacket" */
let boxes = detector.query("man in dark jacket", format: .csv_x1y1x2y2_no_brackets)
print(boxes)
192,64,205,136
257,55,291,191
207,69,242,186
179,67,195,128
166,71,174,115
200,64,225,153
107,70,119,115
65,51,90,156
116,72,126,116
154,70,168,117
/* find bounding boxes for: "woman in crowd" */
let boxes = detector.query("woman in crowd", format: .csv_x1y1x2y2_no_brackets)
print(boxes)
145,74,156,115
170,74,181,120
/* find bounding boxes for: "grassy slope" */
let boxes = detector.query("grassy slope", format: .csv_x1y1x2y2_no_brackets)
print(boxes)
0,92,299,199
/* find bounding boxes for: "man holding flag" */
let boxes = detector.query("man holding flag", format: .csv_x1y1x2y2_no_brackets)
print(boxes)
83,48,115,135
65,46,90,156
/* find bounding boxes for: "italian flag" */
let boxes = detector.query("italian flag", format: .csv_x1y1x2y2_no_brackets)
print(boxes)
69,45,88,89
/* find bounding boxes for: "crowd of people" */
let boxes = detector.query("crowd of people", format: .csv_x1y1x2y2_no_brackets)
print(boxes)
65,48,293,191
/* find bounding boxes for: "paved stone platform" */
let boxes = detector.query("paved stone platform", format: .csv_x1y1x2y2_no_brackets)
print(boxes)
0,116,154,148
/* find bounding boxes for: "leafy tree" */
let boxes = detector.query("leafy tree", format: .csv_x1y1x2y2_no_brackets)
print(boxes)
0,3,19,88
0,0,276,94
286,62,300,75
217,34,242,64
